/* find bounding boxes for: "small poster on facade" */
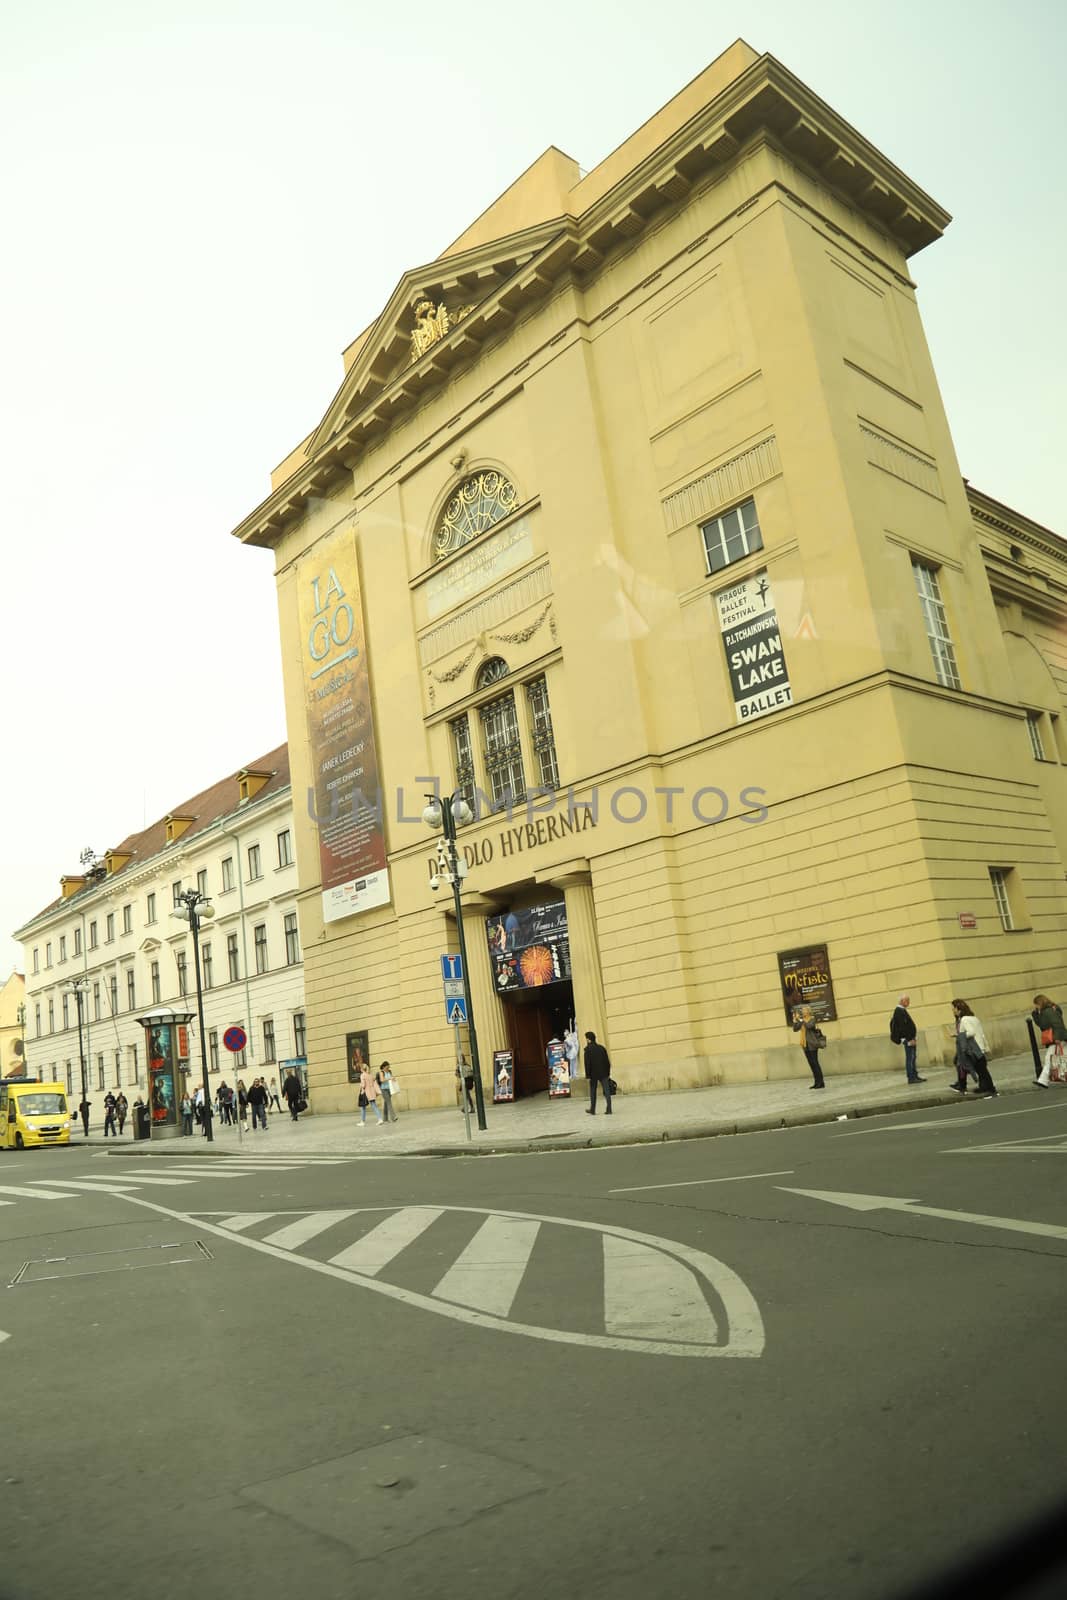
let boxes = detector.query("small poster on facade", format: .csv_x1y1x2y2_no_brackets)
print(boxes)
346,1030,370,1084
777,944,837,1024
485,900,571,992
716,569,793,724
547,1038,570,1098
492,1048,515,1103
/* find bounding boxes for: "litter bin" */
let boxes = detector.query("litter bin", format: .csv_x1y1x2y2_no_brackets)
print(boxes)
132,1103,151,1142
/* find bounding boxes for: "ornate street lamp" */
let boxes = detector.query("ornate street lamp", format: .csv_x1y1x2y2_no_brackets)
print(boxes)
61,978,90,1136
171,888,216,1141
423,793,487,1131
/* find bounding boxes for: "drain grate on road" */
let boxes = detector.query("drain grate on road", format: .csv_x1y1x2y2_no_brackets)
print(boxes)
8,1239,214,1287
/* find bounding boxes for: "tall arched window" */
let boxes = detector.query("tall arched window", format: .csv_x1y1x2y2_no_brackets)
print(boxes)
433,470,518,561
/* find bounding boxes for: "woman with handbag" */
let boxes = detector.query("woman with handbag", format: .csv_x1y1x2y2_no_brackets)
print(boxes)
358,1064,384,1126
377,1062,399,1123
791,1006,825,1089
950,1000,997,1096
1032,994,1067,1086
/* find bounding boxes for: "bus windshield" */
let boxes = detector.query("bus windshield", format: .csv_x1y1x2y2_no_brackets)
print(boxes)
17,1093,67,1116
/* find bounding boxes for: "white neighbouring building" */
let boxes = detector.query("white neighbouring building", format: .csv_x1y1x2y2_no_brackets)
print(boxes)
13,745,308,1103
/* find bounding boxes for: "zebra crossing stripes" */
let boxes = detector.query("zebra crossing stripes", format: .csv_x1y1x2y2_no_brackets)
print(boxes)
327,1208,444,1275
263,1211,357,1250
433,1215,541,1318
602,1233,718,1344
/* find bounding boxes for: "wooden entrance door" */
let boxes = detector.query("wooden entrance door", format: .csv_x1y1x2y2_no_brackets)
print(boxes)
505,1001,552,1097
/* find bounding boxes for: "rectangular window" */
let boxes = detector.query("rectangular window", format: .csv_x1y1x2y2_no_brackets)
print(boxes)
93,983,101,1021
221,857,234,892
34,1004,41,1037
33,947,39,974
526,676,560,791
277,829,293,868
912,560,962,690
126,969,136,1011
172,881,183,908
176,951,188,997
293,1011,306,1058
480,690,527,810
227,934,239,982
146,892,156,924
1026,713,1046,761
97,1054,105,1091
450,714,476,810
73,926,82,956
48,999,55,1034
284,912,300,966
150,961,161,1004
62,994,70,1030
114,1049,122,1087
263,1018,276,1063
701,497,764,576
105,912,115,943
45,941,53,968
989,866,1029,932
122,904,132,935
254,923,268,974
248,843,262,881
59,935,67,963
89,920,98,950
66,1061,73,1095
197,869,208,899
201,943,213,990
109,976,118,1015
209,1030,219,1073
129,1043,139,1084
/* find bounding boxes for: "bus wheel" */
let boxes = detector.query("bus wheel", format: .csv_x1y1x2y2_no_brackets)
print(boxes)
15,1133,25,1150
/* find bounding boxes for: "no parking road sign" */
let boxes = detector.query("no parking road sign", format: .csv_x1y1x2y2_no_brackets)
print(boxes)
223,1025,248,1054
445,997,468,1026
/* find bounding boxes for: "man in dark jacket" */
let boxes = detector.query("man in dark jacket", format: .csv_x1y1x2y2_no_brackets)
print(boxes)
583,1031,613,1116
889,994,924,1084
283,1072,303,1120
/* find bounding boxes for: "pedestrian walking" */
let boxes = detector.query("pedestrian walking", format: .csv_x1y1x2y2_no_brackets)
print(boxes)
1032,994,1067,1087
103,1092,118,1138
237,1079,249,1128
583,1030,613,1115
268,1078,281,1114
248,1077,269,1131
358,1065,384,1126
889,994,925,1083
115,1091,129,1135
377,1062,399,1122
180,1092,194,1136
791,1006,826,1088
194,1084,205,1125
950,1000,998,1096
283,1071,303,1120
79,1098,91,1137
455,1055,475,1113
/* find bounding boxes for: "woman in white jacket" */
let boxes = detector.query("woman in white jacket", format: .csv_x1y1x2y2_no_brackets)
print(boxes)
950,1000,998,1097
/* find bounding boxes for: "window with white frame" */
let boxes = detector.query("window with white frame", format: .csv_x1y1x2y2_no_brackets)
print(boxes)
263,1018,276,1063
62,994,69,1029
114,1049,122,1087
247,843,262,881
209,1031,219,1073
126,969,136,1011
277,829,293,868
34,1004,40,1036
293,1011,306,1058
93,983,101,1021
172,881,182,908
1026,713,1046,760
145,893,156,925
254,924,268,974
176,951,188,997
122,904,132,935
105,912,115,943
73,926,82,955
221,857,235,893
201,943,213,990
96,1054,105,1090
227,933,239,982
48,999,54,1034
150,961,161,1004
89,920,98,949
129,1043,139,1084
33,947,39,974
284,912,300,966
109,975,118,1014
912,560,962,690
45,941,53,968
59,935,66,962
197,869,209,899
701,498,763,576
989,867,1014,931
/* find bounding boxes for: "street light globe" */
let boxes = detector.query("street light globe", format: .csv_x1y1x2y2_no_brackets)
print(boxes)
171,905,190,923
453,797,474,826
198,903,216,921
422,798,444,829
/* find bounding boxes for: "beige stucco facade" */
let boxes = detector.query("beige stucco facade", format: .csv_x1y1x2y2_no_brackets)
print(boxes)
0,971,27,1079
235,43,1067,1113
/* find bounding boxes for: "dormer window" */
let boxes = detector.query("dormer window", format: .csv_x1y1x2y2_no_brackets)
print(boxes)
433,471,518,561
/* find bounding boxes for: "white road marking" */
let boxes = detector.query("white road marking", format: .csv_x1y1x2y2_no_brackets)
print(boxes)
0,1184,71,1200
781,1187,1067,1243
217,1213,280,1232
840,1101,1067,1135
0,1329,10,1342
603,1232,719,1343
609,1169,794,1194
327,1207,444,1274
36,1179,141,1194
55,1173,194,1188
262,1210,356,1249
111,1195,765,1359
944,1134,1067,1156
433,1215,540,1317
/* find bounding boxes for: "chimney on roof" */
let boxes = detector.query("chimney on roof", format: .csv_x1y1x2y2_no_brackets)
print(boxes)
237,768,272,803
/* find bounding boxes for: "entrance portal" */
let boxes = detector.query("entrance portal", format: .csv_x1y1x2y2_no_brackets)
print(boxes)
501,982,575,1098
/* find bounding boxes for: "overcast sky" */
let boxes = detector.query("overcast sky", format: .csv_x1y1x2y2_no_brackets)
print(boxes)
2,0,1063,973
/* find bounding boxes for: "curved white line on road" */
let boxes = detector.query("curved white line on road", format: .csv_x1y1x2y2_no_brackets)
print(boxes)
107,1194,765,1359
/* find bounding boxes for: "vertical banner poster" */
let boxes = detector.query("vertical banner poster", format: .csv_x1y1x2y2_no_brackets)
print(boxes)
547,1038,570,1098
298,525,390,922
715,570,792,724
777,945,837,1024
492,1048,515,1103
145,1023,178,1127
346,1030,370,1085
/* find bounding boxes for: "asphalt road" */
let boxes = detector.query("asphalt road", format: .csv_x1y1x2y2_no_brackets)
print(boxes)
2,1094,1066,1600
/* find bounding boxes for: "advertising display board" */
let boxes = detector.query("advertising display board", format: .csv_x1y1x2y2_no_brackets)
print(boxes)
716,570,793,724
777,944,837,1024
547,1038,570,1098
485,900,571,993
145,1023,178,1129
492,1048,515,1103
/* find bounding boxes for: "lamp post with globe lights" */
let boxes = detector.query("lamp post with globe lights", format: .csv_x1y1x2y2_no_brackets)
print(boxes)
423,792,487,1132
171,888,216,1141
61,978,90,1135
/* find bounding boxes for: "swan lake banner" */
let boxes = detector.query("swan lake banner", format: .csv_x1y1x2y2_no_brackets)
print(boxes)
715,570,793,724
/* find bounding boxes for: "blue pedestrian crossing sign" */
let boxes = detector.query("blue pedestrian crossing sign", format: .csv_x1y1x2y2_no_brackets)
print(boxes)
441,954,463,982
445,996,468,1026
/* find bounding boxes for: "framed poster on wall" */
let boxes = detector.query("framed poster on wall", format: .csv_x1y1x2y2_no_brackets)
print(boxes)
346,1030,370,1083
492,1049,514,1103
777,945,837,1024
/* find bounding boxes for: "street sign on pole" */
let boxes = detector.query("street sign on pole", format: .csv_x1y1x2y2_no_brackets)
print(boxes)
445,997,468,1026
442,978,465,1000
223,1025,248,1054
440,954,463,982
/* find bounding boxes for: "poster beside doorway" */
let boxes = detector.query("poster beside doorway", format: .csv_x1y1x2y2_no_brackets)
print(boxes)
492,1049,514,1103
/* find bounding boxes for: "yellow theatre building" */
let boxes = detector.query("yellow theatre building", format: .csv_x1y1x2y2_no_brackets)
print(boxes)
234,41,1067,1111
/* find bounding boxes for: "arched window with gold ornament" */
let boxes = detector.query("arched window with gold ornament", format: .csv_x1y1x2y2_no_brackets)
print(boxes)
433,470,519,562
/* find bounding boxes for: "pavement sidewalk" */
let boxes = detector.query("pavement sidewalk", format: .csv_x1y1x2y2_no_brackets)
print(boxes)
87,1050,1051,1159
